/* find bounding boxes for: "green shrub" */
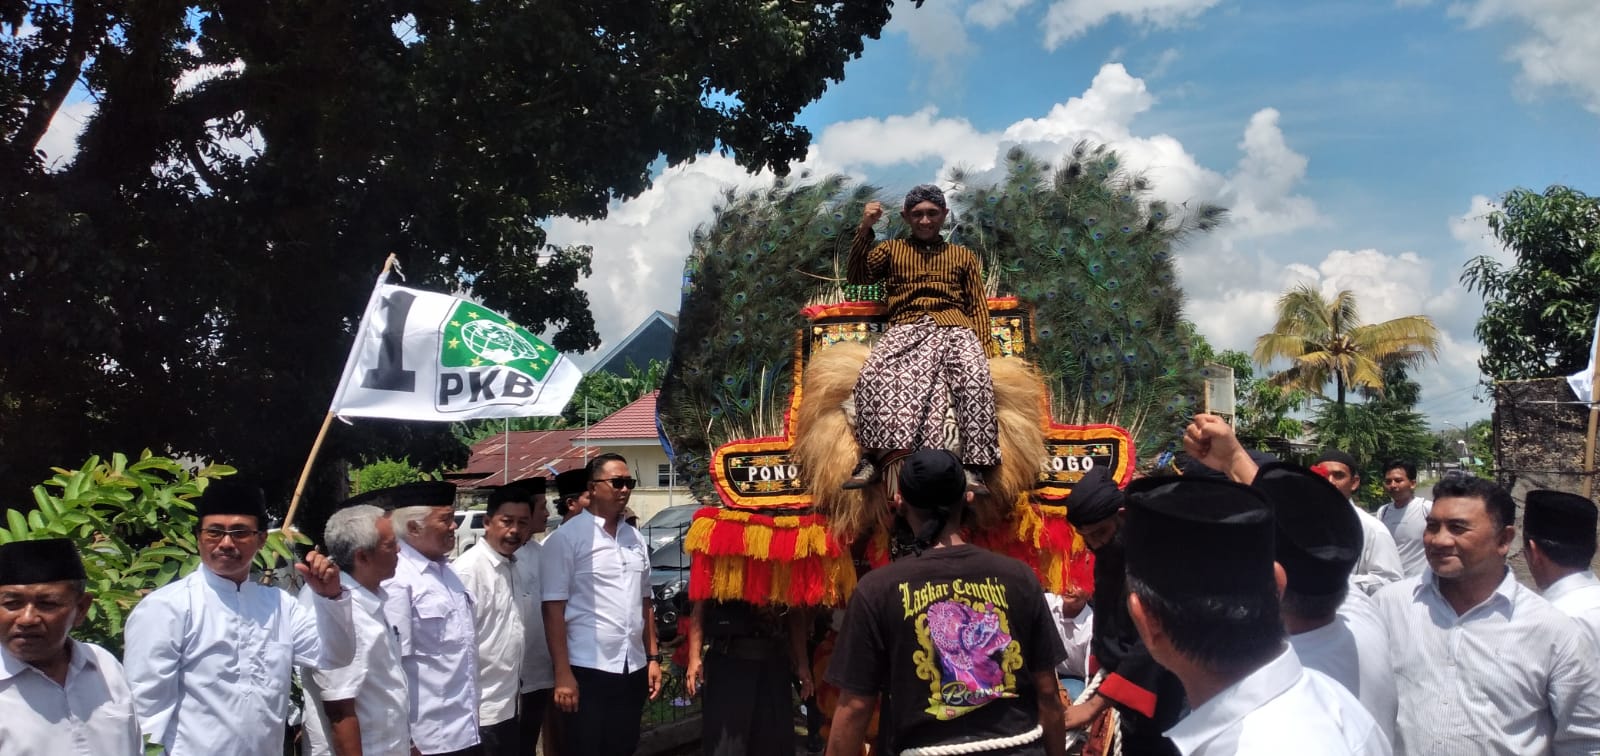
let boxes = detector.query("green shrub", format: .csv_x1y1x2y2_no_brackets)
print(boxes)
0,451,303,655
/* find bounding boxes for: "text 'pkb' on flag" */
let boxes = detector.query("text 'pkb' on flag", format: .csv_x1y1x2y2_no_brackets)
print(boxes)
329,284,581,421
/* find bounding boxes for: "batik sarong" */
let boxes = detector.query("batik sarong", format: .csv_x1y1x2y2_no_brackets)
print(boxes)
852,316,1000,466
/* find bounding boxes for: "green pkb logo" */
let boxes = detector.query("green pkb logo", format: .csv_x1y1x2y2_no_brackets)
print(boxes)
437,300,558,410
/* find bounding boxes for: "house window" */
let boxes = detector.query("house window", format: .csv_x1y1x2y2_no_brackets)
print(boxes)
658,464,673,487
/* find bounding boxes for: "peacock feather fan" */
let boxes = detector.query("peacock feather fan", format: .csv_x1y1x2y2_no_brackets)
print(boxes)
950,142,1225,453
659,175,866,500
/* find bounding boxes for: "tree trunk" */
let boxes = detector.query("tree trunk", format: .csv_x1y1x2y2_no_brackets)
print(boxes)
1336,372,1346,407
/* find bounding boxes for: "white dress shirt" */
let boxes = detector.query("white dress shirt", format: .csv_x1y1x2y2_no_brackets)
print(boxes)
539,509,651,673
1373,570,1600,755
298,575,410,756
1376,497,1431,578
515,539,555,693
124,565,356,756
453,541,525,725
1044,594,1093,679
1351,503,1405,595
1166,646,1390,756
1289,591,1398,745
0,639,141,756
1544,569,1600,652
382,541,480,755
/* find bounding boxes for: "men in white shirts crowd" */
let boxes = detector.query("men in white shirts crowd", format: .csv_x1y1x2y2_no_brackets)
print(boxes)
508,480,557,753
0,538,142,755
1183,418,1399,741
1313,450,1406,594
297,502,409,756
541,453,662,756
381,481,483,756
454,482,537,755
1376,461,1431,578
1123,476,1390,756
1249,461,1398,743
1522,489,1600,652
124,479,356,756
1372,475,1600,755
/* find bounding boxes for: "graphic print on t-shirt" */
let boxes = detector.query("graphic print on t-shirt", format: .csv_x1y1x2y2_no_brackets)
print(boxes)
904,577,1024,718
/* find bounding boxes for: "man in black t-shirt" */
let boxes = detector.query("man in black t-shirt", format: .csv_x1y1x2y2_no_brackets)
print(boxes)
825,449,1067,756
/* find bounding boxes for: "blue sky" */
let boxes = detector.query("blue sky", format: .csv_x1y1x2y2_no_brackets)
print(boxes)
551,0,1600,429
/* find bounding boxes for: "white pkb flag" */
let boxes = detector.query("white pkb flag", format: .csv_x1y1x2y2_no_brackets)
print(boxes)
330,283,581,420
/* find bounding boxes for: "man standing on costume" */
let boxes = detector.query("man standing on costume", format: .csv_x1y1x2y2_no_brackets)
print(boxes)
380,481,483,756
298,503,409,756
1123,476,1388,755
1521,489,1600,651
541,453,662,756
844,185,999,494
1061,466,1185,756
124,479,356,756
0,538,142,755
826,449,1066,756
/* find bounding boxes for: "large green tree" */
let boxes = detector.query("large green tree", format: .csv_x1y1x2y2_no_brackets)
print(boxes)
1254,284,1441,406
1461,185,1600,381
1,2,896,506
1311,364,1433,505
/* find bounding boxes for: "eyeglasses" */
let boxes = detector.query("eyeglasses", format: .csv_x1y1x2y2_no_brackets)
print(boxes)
199,527,264,543
592,477,637,490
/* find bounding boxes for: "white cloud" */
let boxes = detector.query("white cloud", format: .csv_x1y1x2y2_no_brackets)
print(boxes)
1043,0,1222,50
1447,0,1600,114
36,100,96,168
967,0,1037,28
810,107,992,172
1147,47,1182,79
886,0,975,78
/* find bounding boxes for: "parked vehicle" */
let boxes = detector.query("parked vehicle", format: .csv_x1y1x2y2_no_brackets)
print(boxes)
640,504,699,553
452,509,486,558
650,538,691,642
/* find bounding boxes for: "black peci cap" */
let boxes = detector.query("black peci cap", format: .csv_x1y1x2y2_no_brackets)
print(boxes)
342,481,457,511
1123,476,1276,598
195,478,270,526
1524,490,1598,546
0,538,88,585
1252,462,1361,596
1065,465,1123,527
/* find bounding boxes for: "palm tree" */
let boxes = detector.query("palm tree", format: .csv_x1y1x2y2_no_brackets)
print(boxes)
1253,284,1440,406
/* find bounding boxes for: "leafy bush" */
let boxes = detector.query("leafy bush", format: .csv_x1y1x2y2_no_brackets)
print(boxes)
351,457,426,495
0,451,302,655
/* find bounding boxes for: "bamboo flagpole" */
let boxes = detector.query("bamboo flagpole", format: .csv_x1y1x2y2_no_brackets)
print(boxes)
280,254,400,536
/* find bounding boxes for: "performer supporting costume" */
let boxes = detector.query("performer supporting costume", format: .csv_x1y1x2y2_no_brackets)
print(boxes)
847,185,1000,485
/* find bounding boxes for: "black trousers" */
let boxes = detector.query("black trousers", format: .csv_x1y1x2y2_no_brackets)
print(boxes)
519,688,551,753
563,665,648,756
478,717,519,756
702,648,794,756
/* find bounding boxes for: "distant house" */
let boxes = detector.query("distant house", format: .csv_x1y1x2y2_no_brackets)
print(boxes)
573,390,690,524
592,311,677,377
447,428,599,508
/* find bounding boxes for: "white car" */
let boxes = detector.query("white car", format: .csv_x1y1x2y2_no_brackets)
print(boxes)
452,510,486,558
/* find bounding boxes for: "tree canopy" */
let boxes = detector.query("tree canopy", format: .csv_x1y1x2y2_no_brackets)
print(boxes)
1461,185,1600,381
1254,284,1441,406
0,1,896,505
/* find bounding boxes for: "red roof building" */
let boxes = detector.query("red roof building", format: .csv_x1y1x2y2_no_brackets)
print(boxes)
580,391,660,444
449,428,599,489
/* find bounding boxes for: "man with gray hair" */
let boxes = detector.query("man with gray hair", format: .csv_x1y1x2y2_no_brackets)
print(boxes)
299,502,409,756
378,482,483,756
844,184,1000,493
